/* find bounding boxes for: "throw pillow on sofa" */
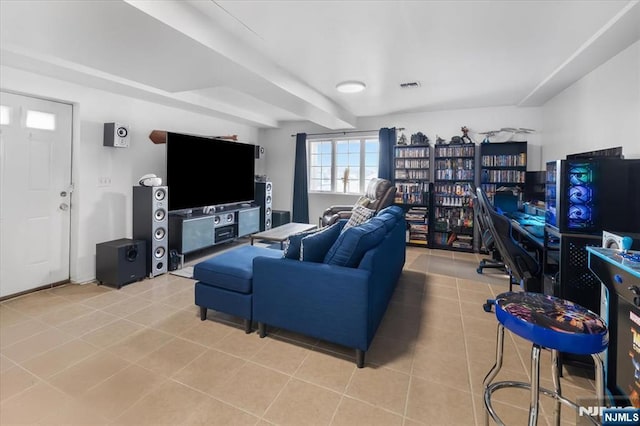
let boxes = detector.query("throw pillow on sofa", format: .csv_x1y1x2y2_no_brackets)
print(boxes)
300,221,344,262
324,217,387,267
355,196,372,207
283,228,320,260
342,204,375,233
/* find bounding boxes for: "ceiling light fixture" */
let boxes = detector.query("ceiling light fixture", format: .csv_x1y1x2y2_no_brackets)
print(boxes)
336,81,366,93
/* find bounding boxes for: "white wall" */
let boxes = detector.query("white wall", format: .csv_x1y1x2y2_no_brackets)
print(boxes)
260,37,640,223
258,105,543,223
541,40,640,162
1,66,258,283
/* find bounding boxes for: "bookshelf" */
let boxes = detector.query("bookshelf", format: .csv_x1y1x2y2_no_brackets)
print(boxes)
433,144,476,252
480,141,527,205
393,144,431,247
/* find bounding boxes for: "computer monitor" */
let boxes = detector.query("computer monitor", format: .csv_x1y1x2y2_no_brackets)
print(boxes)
494,191,519,214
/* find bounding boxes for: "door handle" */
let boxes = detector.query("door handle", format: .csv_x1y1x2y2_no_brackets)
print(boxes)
59,203,69,211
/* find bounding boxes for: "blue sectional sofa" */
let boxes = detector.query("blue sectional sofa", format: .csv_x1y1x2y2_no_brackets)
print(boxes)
194,245,283,333
252,205,406,367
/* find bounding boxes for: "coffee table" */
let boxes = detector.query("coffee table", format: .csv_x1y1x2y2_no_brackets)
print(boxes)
250,222,317,249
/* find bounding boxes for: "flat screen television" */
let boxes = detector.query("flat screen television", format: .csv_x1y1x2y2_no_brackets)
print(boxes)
166,132,255,212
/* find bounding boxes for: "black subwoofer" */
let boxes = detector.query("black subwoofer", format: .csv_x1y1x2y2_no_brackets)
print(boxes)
96,238,146,289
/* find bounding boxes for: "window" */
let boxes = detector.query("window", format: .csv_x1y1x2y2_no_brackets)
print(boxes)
0,105,10,125
308,136,379,193
25,110,56,130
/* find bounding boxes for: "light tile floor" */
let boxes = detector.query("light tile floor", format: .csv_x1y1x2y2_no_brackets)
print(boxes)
0,244,598,425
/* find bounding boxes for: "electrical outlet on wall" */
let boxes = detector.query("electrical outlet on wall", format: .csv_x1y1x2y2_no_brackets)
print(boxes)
98,176,111,187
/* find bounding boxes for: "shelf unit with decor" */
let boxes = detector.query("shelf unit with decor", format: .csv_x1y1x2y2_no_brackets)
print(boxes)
393,144,432,247
479,141,527,205
432,144,476,252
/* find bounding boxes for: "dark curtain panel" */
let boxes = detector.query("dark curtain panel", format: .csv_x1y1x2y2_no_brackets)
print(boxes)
292,132,309,223
378,127,396,180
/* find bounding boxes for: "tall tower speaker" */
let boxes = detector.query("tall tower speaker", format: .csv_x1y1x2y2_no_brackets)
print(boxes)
133,186,168,277
255,181,272,232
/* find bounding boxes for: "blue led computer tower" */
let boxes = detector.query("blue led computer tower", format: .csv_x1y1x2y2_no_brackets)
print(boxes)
545,159,640,234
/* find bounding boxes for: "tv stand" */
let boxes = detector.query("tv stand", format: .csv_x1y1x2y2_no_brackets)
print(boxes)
168,205,260,254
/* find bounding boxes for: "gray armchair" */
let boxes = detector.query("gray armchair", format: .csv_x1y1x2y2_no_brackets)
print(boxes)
320,178,396,227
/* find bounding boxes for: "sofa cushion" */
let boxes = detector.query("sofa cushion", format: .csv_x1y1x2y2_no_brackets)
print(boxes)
283,228,319,260
377,205,405,220
193,245,282,293
342,205,375,232
324,217,387,267
300,221,343,262
375,211,398,231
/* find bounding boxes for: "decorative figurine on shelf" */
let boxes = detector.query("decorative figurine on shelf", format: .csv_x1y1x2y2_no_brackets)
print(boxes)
450,136,462,144
411,132,430,146
436,135,446,145
397,132,408,145
461,126,473,144
479,130,499,144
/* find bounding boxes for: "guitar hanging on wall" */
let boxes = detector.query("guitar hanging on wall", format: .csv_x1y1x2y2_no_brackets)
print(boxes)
148,130,238,144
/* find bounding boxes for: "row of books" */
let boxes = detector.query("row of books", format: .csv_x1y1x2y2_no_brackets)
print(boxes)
435,169,475,180
480,169,526,183
395,169,429,180
481,153,526,167
434,146,475,157
395,147,429,158
434,158,475,169
395,158,430,169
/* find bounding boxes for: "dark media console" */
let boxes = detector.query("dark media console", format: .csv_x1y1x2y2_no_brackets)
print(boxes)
168,205,260,254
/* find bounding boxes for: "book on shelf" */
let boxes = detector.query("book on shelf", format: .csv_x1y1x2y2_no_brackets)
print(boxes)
409,224,428,232
451,241,473,249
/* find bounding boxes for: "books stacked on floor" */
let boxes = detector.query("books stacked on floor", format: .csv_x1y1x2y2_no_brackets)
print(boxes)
406,206,429,246
452,234,473,249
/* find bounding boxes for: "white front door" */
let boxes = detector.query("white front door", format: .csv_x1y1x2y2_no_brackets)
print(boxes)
0,91,73,298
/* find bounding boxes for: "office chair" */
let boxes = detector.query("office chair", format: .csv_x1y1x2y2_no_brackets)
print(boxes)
476,187,542,312
471,191,506,274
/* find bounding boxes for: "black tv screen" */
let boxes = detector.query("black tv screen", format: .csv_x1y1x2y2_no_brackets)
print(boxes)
166,132,255,212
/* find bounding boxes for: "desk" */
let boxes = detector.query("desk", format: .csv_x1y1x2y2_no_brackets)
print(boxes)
587,247,640,407
508,213,545,261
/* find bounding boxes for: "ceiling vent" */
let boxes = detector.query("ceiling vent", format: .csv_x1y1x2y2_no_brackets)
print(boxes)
400,81,421,88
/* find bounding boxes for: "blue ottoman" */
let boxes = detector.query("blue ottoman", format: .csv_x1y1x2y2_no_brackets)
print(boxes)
194,245,283,333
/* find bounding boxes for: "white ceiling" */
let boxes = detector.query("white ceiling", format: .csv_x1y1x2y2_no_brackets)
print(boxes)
1,0,639,130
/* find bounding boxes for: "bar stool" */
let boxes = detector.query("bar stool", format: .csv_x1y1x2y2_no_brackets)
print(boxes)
483,292,608,426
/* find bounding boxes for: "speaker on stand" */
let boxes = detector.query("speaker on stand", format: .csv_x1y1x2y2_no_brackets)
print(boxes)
133,186,168,277
254,181,272,232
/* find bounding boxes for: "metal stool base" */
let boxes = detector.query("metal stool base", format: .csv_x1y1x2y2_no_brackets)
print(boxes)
483,324,604,426
484,380,599,426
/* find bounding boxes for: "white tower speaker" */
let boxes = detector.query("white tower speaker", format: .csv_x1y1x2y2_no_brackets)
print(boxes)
104,122,130,147
255,181,272,231
133,186,168,277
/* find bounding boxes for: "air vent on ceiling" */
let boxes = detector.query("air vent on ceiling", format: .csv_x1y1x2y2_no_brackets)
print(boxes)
400,81,421,88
